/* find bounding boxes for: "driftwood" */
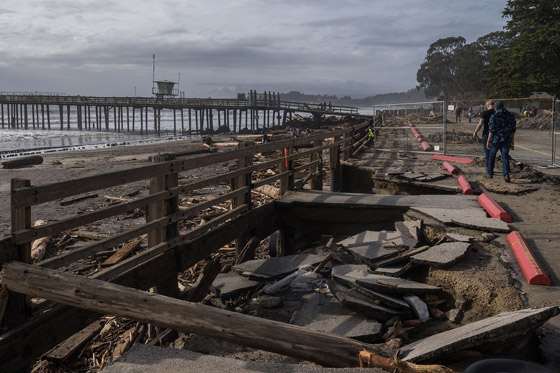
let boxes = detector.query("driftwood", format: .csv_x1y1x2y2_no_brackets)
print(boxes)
101,239,142,267
44,321,103,362
359,350,455,373
0,261,395,368
185,257,221,302
2,155,43,169
59,193,98,206
31,220,50,262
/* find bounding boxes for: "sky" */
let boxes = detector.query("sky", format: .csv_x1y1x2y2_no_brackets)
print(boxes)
0,0,510,98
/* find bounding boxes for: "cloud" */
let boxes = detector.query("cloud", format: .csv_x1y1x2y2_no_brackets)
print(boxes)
0,0,510,97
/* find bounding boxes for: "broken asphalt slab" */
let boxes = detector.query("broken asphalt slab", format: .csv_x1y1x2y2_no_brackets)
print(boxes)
410,242,470,268
332,265,410,310
232,253,325,280
399,306,560,363
411,207,510,233
327,279,408,321
395,220,422,240
211,272,260,300
337,230,418,265
331,264,441,295
290,292,383,343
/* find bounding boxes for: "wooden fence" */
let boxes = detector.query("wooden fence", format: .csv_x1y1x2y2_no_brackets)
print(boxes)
0,121,372,371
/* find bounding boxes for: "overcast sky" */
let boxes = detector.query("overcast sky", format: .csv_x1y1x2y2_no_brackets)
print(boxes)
0,0,509,98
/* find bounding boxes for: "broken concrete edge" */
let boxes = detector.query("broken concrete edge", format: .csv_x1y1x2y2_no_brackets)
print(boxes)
478,193,513,223
507,231,551,286
457,175,473,195
399,306,560,363
409,207,510,233
410,242,470,268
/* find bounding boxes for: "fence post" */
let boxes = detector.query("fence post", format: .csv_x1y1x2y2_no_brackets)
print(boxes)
147,155,179,298
330,135,341,192
343,126,354,161
311,139,323,190
232,142,254,257
3,178,32,330
279,144,294,195
552,96,556,166
443,100,448,155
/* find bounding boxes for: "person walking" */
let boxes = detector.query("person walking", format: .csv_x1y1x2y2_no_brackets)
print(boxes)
468,107,474,123
455,105,462,122
473,99,495,171
485,100,516,182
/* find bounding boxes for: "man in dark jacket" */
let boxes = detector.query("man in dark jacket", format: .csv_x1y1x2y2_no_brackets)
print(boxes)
486,101,516,182
473,99,495,171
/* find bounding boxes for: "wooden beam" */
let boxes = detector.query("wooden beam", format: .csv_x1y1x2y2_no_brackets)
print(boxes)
0,261,390,367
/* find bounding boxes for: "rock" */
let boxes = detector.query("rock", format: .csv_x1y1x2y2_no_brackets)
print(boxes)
446,232,473,242
482,232,498,242
446,308,462,324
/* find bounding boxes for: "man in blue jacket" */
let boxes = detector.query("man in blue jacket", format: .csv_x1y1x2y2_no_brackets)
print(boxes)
486,100,516,182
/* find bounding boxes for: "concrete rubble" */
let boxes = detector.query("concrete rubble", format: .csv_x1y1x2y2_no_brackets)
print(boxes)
410,242,470,268
232,253,325,280
399,306,560,363
290,293,383,342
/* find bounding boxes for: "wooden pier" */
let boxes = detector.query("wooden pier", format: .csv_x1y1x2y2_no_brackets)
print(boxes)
0,91,359,135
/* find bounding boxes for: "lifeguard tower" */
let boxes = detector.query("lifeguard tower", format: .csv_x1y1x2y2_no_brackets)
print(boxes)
152,80,178,98
151,54,180,98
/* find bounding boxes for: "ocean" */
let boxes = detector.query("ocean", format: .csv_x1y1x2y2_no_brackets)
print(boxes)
0,107,371,160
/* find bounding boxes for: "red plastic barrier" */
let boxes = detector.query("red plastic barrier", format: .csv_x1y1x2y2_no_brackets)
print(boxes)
458,175,473,194
432,155,473,164
442,161,459,175
421,141,432,151
507,231,551,285
478,193,512,223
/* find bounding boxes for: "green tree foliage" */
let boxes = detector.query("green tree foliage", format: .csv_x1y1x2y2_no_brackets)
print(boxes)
416,37,466,99
485,0,560,97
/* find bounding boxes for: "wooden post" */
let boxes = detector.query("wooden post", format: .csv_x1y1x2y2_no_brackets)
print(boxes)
188,108,192,134
330,135,342,192
173,108,177,136
343,126,354,161
126,106,130,132
279,144,294,196
47,104,51,129
24,104,28,129
77,105,82,130
1,103,4,128
232,142,253,257
132,107,135,132
59,105,63,130
180,108,184,134
147,155,179,298
4,178,32,329
67,105,71,130
139,107,142,133
311,139,323,190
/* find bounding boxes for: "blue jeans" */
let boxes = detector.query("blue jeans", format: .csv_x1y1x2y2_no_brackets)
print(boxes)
487,141,511,177
481,134,490,170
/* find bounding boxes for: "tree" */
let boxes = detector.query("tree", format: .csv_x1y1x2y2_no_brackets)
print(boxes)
417,37,466,99
484,0,560,97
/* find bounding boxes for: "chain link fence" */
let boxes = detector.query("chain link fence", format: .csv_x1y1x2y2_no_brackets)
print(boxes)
374,96,558,167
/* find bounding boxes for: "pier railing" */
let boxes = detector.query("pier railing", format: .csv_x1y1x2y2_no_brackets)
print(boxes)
0,94,359,114
0,121,372,371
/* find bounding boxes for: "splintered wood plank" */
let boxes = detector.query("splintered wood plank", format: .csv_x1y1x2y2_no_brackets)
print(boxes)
101,239,142,267
44,320,103,361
